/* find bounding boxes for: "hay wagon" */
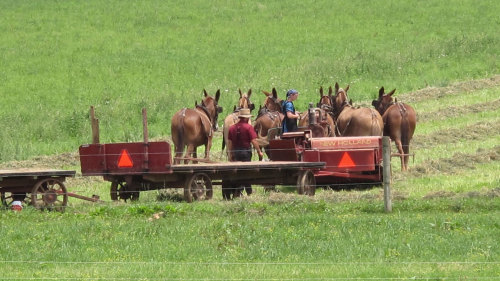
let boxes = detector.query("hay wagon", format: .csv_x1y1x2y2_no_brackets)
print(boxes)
0,169,76,210
79,106,390,203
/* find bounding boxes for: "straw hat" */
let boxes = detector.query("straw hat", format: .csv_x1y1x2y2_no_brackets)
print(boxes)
238,108,253,118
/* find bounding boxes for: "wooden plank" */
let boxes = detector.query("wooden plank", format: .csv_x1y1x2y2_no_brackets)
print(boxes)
0,169,76,178
171,161,324,173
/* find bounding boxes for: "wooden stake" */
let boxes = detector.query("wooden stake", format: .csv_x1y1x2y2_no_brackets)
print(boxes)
90,106,99,144
383,136,392,213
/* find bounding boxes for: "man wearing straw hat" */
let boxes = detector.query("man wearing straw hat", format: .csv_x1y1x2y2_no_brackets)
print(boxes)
224,108,263,199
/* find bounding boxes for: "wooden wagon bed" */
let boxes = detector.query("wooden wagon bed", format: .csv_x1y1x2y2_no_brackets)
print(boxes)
0,169,76,210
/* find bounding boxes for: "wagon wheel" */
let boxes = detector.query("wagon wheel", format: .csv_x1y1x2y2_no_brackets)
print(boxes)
296,170,316,196
184,173,213,203
1,192,27,208
110,181,140,202
31,178,68,212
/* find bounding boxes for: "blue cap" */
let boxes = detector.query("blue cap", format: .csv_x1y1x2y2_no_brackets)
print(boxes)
286,89,298,97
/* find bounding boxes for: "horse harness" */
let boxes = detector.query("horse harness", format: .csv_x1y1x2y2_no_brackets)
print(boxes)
382,101,409,128
180,105,214,137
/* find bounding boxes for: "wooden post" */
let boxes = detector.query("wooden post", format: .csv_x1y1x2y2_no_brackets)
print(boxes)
142,108,149,171
142,108,149,143
90,106,99,144
382,136,392,212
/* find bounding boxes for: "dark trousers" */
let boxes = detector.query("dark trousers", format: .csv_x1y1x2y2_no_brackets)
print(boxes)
222,147,252,199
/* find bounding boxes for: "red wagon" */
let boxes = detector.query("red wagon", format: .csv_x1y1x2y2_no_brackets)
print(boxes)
0,169,76,211
79,107,389,203
268,131,384,187
79,141,324,202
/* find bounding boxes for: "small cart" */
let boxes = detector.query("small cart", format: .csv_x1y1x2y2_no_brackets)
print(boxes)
0,169,76,211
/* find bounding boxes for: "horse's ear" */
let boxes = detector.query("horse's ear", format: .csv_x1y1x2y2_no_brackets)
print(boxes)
233,105,236,111
215,89,221,102
328,86,333,96
262,90,270,96
203,89,208,97
388,89,396,96
272,88,278,99
239,88,242,97
379,87,385,97
345,85,350,92
247,88,252,97
335,82,339,94
319,86,324,97
195,100,198,106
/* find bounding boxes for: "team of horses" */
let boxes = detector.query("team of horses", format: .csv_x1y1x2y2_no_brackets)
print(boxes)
171,83,416,171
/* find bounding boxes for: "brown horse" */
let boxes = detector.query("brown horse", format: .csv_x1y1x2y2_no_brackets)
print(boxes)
333,83,383,136
298,86,335,137
222,88,255,160
171,89,222,164
253,88,283,155
372,87,417,171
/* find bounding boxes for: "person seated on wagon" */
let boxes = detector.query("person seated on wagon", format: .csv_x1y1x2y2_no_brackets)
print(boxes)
282,89,300,133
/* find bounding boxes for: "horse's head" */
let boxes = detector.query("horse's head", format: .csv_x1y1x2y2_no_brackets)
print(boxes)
238,88,255,111
201,89,223,131
333,82,350,115
372,87,396,115
262,88,282,112
317,86,333,109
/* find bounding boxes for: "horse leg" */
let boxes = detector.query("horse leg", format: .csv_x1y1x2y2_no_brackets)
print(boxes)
174,145,183,165
403,142,411,171
204,137,212,161
395,139,405,171
184,145,195,164
192,147,198,164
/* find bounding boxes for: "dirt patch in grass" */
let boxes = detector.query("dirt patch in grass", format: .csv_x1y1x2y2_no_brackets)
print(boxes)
417,99,500,123
412,121,500,148
423,188,500,200
0,152,80,170
403,145,500,177
400,75,500,103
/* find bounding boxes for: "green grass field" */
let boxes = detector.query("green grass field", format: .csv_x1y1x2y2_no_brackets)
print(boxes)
0,0,499,280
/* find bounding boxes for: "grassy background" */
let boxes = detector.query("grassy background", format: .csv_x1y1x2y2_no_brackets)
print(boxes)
0,0,498,161
0,0,499,280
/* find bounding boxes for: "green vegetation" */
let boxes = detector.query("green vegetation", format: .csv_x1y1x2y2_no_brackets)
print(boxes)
1,0,499,161
0,0,499,280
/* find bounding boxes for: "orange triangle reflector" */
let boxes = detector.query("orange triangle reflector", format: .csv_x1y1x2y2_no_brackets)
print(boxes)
118,149,133,168
338,152,355,168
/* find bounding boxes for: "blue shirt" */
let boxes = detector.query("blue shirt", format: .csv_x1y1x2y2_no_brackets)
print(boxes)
282,101,296,133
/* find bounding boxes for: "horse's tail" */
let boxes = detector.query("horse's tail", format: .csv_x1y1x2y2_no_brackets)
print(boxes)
400,105,410,156
173,109,186,157
221,134,226,153
370,109,383,136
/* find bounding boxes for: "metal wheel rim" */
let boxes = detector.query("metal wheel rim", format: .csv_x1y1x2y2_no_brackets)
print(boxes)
31,178,68,212
184,173,212,203
111,181,140,202
297,170,316,196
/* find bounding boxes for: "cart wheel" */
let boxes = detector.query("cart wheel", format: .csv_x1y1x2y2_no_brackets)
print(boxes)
1,192,8,208
1,192,27,208
110,181,140,202
297,170,316,196
184,173,213,203
31,178,68,211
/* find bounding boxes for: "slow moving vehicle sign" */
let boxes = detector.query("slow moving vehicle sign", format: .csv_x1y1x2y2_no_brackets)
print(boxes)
117,149,133,168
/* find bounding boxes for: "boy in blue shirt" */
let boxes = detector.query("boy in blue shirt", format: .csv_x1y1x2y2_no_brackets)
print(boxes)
282,89,300,133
